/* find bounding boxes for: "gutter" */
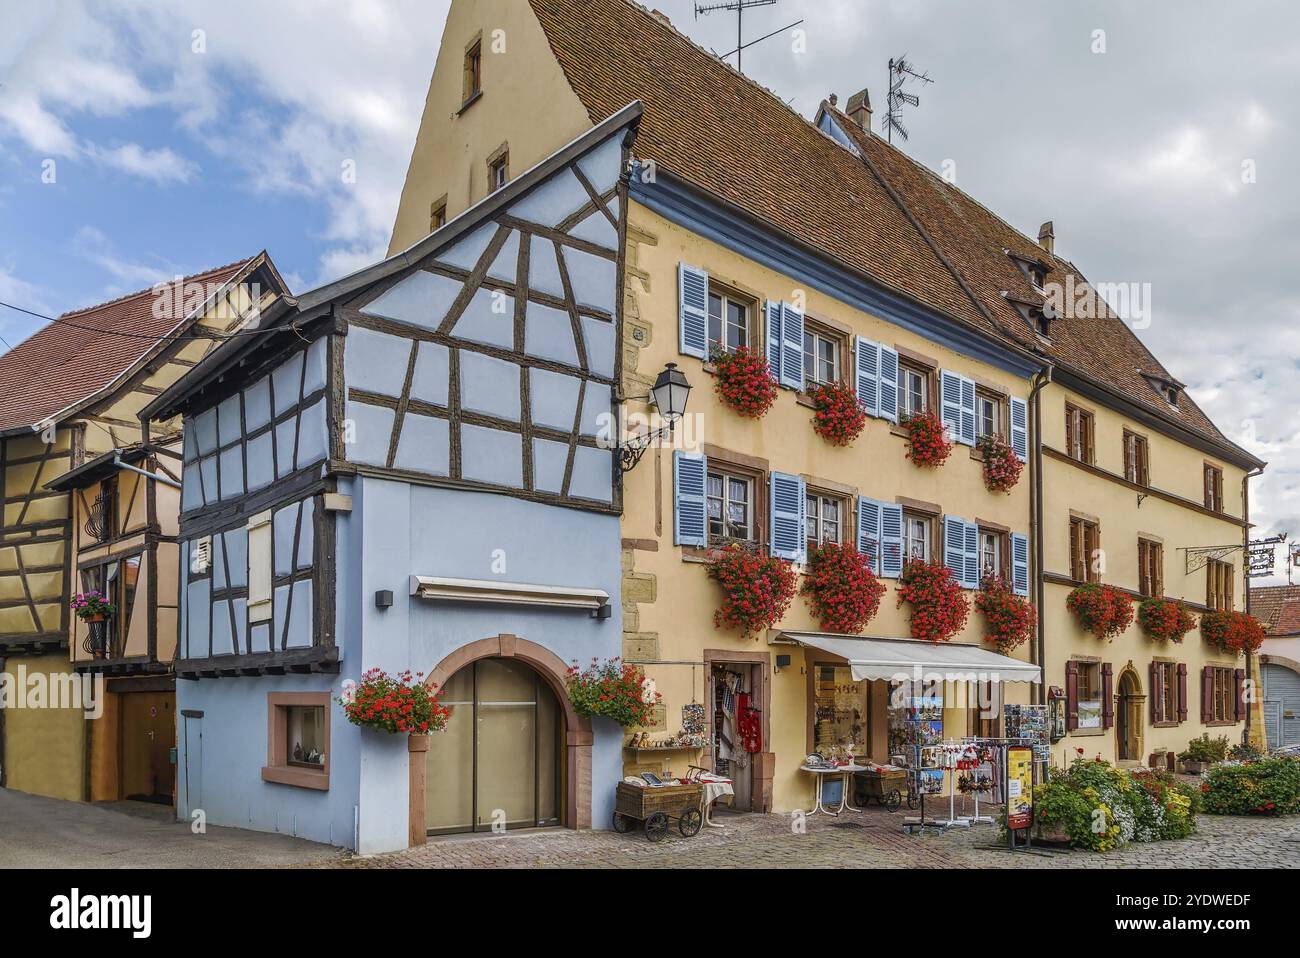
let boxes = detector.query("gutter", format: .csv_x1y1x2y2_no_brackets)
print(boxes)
114,453,182,490
1030,364,1055,706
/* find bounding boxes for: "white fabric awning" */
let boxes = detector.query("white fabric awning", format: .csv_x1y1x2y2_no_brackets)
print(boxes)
774,631,1041,684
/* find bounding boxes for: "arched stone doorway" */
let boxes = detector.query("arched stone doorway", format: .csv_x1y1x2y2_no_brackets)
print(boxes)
408,634,592,846
1115,668,1145,762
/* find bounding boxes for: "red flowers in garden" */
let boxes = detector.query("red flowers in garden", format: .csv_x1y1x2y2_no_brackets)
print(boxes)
896,560,969,643
1066,582,1134,640
901,410,954,469
712,345,778,418
974,575,1035,654
1199,609,1265,656
708,544,798,639
977,434,1023,493
1137,597,1197,645
808,380,868,447
338,668,450,734
566,658,660,727
801,542,887,634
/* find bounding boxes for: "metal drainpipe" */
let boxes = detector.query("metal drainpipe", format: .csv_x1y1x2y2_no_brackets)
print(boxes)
1029,367,1053,706
1242,463,1266,745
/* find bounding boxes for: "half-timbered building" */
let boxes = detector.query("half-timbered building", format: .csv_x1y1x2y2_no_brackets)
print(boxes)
140,107,638,853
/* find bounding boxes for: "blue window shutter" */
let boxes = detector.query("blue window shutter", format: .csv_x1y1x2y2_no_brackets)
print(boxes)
857,496,882,574
1010,397,1029,462
880,503,904,578
769,471,806,561
678,263,708,360
963,521,980,589
779,303,805,389
878,345,900,423
959,375,977,446
854,336,879,417
765,300,782,378
940,370,963,439
673,451,707,547
943,515,967,584
1011,533,1030,596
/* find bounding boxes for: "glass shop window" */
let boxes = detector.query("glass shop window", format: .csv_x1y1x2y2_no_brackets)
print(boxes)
287,705,326,769
813,665,869,757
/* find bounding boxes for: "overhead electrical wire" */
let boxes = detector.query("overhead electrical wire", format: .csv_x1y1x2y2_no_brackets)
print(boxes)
0,298,300,344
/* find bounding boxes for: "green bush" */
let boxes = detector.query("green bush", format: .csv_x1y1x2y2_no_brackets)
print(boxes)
1202,757,1300,816
1179,733,1229,764
1228,742,1264,762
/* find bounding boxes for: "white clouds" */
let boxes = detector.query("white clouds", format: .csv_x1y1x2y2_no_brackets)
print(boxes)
91,143,197,183
71,226,177,289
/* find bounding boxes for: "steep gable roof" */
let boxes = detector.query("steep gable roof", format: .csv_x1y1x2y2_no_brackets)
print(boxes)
0,257,268,435
1251,584,1300,635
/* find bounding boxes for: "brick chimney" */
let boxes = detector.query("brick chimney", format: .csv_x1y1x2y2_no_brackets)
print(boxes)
1037,221,1055,255
846,89,872,131
649,9,671,26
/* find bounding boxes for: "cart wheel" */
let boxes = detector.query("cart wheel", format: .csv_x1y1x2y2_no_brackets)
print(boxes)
884,789,902,813
612,811,634,833
645,812,670,843
907,789,919,810
678,809,702,837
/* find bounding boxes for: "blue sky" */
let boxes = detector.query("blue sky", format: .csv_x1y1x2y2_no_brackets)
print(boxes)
2,0,1298,578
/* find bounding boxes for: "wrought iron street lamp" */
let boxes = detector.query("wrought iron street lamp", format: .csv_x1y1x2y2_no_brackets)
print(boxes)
620,363,692,473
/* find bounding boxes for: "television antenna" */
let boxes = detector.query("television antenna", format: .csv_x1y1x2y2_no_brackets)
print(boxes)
884,55,933,144
696,0,801,75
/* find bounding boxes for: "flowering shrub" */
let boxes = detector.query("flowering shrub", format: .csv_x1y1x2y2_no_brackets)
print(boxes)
712,345,778,419
801,542,887,634
977,434,1023,493
71,591,116,620
1137,597,1196,644
900,410,954,469
337,668,450,734
974,576,1035,655
807,380,867,447
1066,582,1134,640
566,658,661,727
1199,609,1265,656
895,560,969,643
1202,757,1300,816
708,544,798,639
1010,759,1199,851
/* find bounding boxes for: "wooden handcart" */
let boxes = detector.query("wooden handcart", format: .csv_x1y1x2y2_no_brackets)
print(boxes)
612,781,704,842
853,767,913,812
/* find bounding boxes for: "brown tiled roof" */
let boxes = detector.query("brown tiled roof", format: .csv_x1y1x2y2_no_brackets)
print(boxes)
529,0,1258,464
0,260,253,434
1251,584,1300,634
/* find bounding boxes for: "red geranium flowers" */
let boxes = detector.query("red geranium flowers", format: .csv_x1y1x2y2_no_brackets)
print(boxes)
1137,597,1197,644
901,410,954,469
708,544,798,639
808,380,868,447
801,542,887,634
712,345,779,419
978,434,1024,493
338,668,450,735
1066,583,1134,640
896,560,969,643
1199,609,1265,656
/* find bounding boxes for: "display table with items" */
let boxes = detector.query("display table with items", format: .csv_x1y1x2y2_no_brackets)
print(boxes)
799,755,867,816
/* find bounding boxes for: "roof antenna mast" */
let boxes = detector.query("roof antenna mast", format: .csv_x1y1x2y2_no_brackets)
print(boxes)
696,0,801,75
884,55,933,144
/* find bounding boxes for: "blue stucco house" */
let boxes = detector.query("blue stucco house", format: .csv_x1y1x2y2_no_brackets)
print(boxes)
141,105,642,855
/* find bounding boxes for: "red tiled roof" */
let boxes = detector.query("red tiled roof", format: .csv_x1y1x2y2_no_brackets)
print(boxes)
0,260,253,434
1251,584,1300,634
529,0,1257,463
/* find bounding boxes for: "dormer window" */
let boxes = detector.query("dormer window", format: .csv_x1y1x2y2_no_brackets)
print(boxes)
1141,373,1182,408
1006,250,1050,291
1005,295,1054,339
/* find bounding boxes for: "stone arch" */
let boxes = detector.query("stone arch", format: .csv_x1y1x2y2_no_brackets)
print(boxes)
408,634,592,846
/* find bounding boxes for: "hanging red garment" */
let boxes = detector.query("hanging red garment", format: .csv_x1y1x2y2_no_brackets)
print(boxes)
736,692,762,754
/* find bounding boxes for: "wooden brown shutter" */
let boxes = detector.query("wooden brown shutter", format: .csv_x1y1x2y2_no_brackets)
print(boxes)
1150,661,1161,722
1101,662,1114,730
1085,414,1095,464
1204,465,1212,508
1065,660,1079,731
1124,434,1134,482
1200,666,1214,723
1066,408,1076,459
1234,668,1247,721
1139,438,1150,486
1177,663,1188,722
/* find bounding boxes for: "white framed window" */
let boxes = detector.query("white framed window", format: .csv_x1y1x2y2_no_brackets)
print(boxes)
708,290,750,355
903,515,931,563
979,530,1002,580
898,364,928,417
976,392,1001,440
706,470,753,543
802,328,840,389
805,492,844,555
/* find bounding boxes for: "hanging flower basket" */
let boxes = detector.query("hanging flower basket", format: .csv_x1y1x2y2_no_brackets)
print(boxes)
900,410,954,469
708,544,798,639
711,345,778,419
801,542,887,634
1066,583,1134,641
896,560,969,643
566,658,661,727
978,434,1023,493
71,591,116,622
1137,598,1197,645
807,380,868,447
974,575,1035,655
337,668,450,734
1199,609,1265,656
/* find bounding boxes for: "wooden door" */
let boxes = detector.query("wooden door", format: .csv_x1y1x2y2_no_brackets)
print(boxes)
121,692,176,803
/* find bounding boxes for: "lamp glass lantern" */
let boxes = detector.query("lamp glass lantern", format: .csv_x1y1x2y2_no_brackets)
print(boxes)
650,362,691,425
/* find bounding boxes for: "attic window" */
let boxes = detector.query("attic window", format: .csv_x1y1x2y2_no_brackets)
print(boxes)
1142,373,1181,407
1006,251,1049,291
1007,298,1054,339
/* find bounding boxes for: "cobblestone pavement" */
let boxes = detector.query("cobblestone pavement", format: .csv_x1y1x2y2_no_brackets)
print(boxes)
327,806,1300,869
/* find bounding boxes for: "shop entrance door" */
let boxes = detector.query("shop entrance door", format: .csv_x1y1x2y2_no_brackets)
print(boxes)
711,662,759,812
425,657,562,835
